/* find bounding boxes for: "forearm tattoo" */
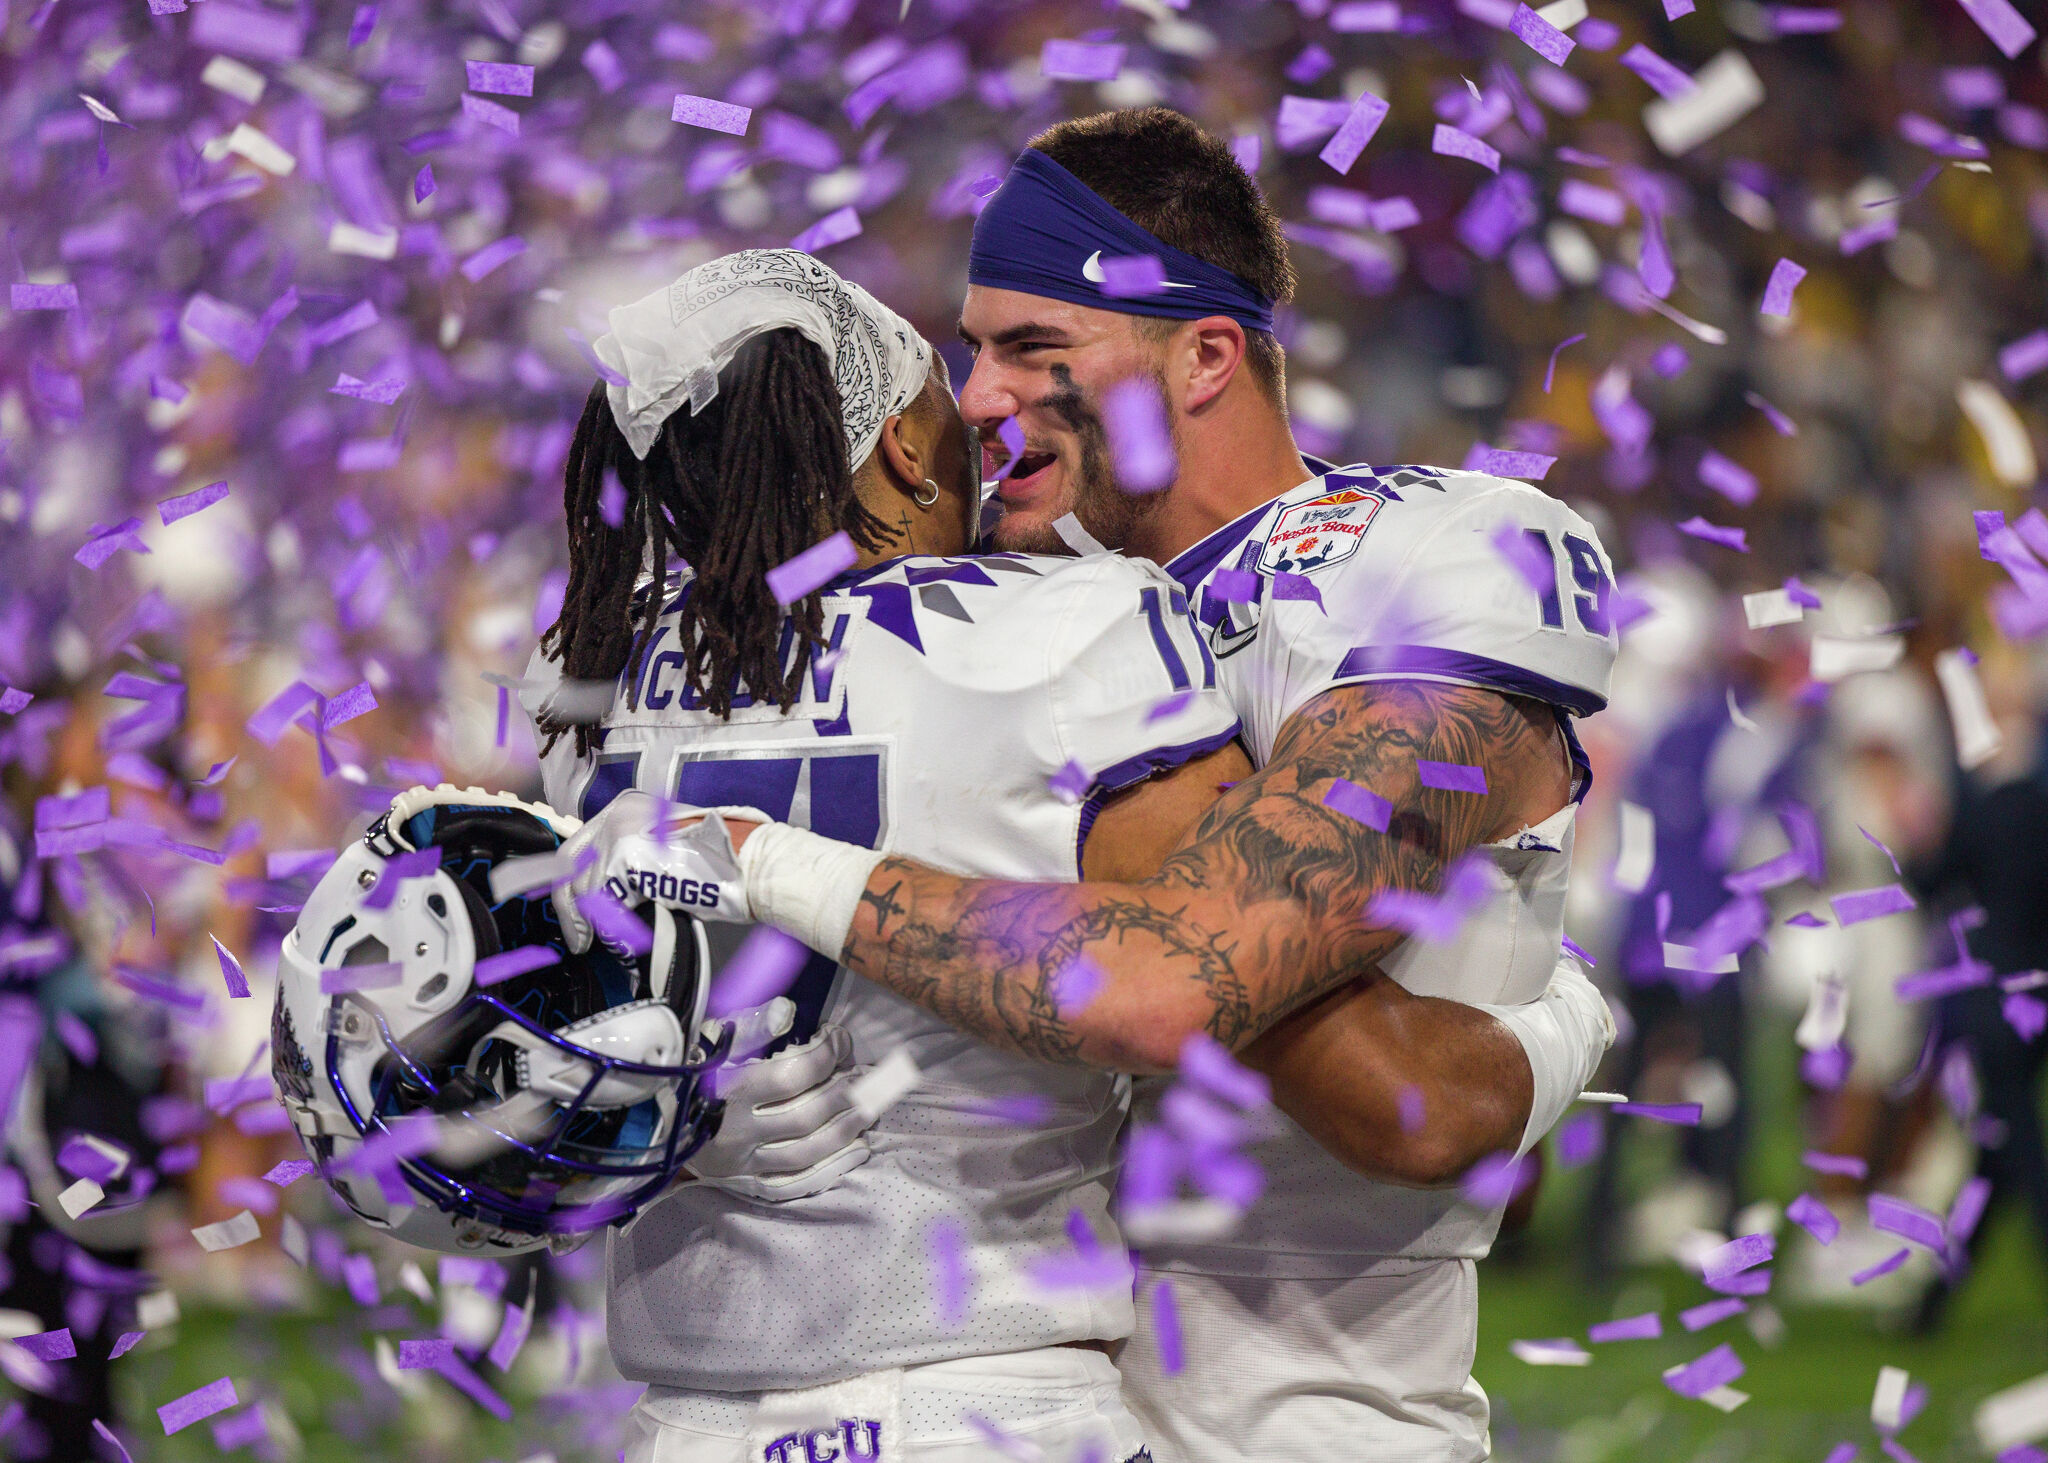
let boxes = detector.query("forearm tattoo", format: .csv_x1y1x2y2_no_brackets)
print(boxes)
839,681,1562,1067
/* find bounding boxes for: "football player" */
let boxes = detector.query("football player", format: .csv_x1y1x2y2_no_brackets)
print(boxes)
571,112,1618,1462
526,249,1246,1463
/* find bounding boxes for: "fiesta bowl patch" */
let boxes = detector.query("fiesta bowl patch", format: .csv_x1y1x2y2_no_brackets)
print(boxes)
1257,488,1382,575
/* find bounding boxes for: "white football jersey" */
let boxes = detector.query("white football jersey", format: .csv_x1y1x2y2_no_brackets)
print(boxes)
1142,463,1618,1277
522,551,1238,1391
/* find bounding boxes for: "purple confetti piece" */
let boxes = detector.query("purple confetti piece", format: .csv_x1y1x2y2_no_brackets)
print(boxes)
263,1159,313,1188
362,845,437,910
1151,1280,1186,1375
1955,0,2037,57
1869,1193,1946,1250
1,688,34,715
397,1338,455,1369
1545,333,1587,393
1560,178,1627,226
1622,44,1696,99
1698,451,1758,506
14,1328,76,1361
1701,1231,1775,1283
1048,759,1092,804
1856,825,1903,878
460,94,519,135
1397,1084,1426,1133
158,1377,238,1435
578,887,652,956
465,61,533,97
1614,1101,1704,1124
11,282,79,311
1475,448,1558,480
1323,778,1393,832
767,531,858,604
1589,1312,1662,1342
929,1218,968,1328
267,849,336,880
1209,568,1260,604
1103,377,1175,491
1271,573,1325,610
1680,1298,1748,1331
790,206,863,254
1664,1343,1744,1398
1432,124,1501,173
1147,691,1196,723
1319,90,1392,175
1746,391,1798,435
1677,517,1750,552
2005,992,2048,1041
1831,884,1916,925
1097,255,1167,297
476,946,559,987
210,936,250,999
414,165,436,203
1787,1192,1841,1244
94,1420,134,1463
247,681,321,746
707,926,809,1019
1803,1150,1869,1179
75,518,151,570
1462,1151,1526,1206
1418,760,1488,793
1761,258,1807,317
1851,1248,1912,1285
321,962,403,994
1509,4,1576,63
2000,330,2048,383
1040,39,1125,82
487,1295,532,1370
1178,1033,1272,1110
461,236,526,283
1562,935,1596,966
157,481,228,526
331,375,407,405
347,2,377,45
1050,956,1105,1017
1771,4,1842,27
109,1332,145,1359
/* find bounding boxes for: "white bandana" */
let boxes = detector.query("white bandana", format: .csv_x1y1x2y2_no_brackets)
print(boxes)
594,248,932,469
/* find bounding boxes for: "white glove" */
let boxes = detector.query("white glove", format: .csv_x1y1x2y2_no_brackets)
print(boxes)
687,999,876,1204
551,791,758,953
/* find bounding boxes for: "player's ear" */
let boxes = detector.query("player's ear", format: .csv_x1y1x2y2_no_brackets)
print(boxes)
1180,316,1248,415
874,411,923,491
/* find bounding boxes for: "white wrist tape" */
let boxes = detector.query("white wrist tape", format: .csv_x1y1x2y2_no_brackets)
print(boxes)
1477,958,1617,1157
738,821,886,961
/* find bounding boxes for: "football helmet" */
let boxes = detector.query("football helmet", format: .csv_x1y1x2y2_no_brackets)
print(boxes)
273,786,726,1255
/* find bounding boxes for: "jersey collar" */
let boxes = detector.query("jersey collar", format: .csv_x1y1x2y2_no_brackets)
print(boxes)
1161,455,1341,595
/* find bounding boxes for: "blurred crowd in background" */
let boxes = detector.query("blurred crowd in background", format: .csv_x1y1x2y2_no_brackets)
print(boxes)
2,0,2047,1455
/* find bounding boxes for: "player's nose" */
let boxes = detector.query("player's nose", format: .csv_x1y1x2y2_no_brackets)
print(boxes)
957,352,1018,437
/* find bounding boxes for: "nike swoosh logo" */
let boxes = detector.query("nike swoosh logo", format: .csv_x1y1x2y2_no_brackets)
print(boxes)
1082,250,1198,290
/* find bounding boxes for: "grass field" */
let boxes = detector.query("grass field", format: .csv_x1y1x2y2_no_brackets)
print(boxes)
115,1012,2048,1463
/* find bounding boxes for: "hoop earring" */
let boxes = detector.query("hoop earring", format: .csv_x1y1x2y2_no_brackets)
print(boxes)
914,477,941,507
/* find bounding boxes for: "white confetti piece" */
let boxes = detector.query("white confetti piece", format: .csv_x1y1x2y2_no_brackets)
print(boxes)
1795,974,1849,1052
223,123,296,176
1700,1385,1751,1412
1934,648,2004,770
1536,0,1587,25
280,1214,309,1267
328,221,399,260
850,1048,922,1121
1743,589,1805,628
136,1291,180,1330
1664,943,1739,975
192,1209,261,1251
58,1178,104,1218
1612,802,1656,893
1975,1370,2048,1453
1512,1338,1593,1365
1872,1365,1911,1430
1957,380,2037,487
1810,634,1904,682
200,54,267,104
1643,50,1764,155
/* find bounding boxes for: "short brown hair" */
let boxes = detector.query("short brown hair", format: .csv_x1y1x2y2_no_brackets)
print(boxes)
1030,107,1295,401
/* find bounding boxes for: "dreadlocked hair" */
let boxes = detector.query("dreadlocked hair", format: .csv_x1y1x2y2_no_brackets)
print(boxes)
541,328,890,755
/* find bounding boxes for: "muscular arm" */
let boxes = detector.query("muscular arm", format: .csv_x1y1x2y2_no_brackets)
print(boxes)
1240,975,1534,1186
838,679,1570,1072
